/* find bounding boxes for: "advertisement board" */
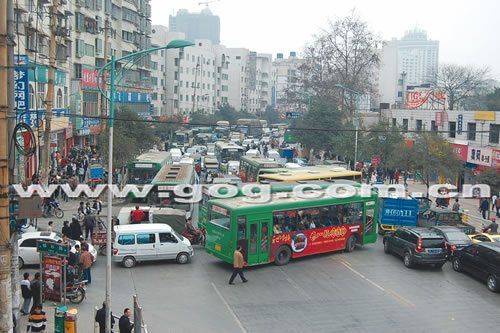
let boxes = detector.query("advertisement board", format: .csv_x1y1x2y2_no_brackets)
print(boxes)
407,89,446,110
467,146,492,167
450,143,468,161
43,256,62,302
14,55,29,112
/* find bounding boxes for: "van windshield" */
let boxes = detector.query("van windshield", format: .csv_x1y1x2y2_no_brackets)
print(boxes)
172,229,184,241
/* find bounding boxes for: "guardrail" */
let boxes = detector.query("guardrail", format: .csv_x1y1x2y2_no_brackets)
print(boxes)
461,210,491,232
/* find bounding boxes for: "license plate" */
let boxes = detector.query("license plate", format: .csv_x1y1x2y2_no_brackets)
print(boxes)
427,248,442,254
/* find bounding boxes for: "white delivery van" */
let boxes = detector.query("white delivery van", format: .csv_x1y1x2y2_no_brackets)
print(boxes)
112,223,193,268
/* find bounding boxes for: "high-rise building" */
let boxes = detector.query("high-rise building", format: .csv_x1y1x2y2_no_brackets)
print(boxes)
273,52,304,111
378,29,439,107
169,9,220,45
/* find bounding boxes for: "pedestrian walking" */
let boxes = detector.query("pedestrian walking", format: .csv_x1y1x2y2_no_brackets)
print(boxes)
480,198,490,220
495,196,500,217
47,221,54,233
394,169,400,184
83,214,96,240
93,199,102,214
493,194,498,212
21,272,32,315
70,218,83,240
26,303,47,333
119,308,134,333
95,301,115,333
228,246,248,285
30,273,41,313
452,199,460,212
79,244,94,284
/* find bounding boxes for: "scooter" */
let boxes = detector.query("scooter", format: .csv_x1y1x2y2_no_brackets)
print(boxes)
42,200,64,218
66,280,87,304
182,227,206,246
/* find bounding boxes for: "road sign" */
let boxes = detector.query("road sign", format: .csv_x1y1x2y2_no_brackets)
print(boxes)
286,112,300,120
37,241,69,257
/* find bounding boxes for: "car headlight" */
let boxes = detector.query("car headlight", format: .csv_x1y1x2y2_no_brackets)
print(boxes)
188,246,193,252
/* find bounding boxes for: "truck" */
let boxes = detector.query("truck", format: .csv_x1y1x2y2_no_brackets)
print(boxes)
378,197,419,235
417,208,476,234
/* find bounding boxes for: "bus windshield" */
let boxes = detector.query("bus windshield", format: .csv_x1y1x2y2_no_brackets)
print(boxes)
175,133,187,143
222,148,243,161
129,169,156,184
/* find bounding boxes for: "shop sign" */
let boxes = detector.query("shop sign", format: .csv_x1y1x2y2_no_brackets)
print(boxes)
467,146,492,167
65,127,73,139
450,143,468,161
435,112,443,126
78,128,90,136
14,55,29,112
492,150,500,168
82,65,99,89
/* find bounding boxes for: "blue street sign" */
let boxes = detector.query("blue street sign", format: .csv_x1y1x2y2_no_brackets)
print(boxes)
14,55,29,113
286,112,300,120
457,114,463,135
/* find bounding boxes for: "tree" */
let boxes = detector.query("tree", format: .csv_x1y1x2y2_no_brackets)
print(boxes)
99,106,157,170
437,64,490,110
393,134,461,194
152,116,181,146
487,87,500,111
299,11,380,115
359,122,404,167
476,168,500,197
190,110,213,125
262,106,281,125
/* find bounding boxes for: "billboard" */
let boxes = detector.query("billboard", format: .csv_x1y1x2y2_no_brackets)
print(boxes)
407,89,447,110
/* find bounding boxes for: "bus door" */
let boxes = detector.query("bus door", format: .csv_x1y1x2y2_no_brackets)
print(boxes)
247,220,271,265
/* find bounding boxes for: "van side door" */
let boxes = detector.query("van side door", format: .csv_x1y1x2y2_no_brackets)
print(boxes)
136,233,157,260
158,233,180,259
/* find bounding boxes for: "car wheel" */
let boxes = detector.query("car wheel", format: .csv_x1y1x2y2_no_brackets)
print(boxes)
274,246,292,266
487,275,499,292
403,251,414,268
383,240,391,254
452,257,463,272
19,257,24,269
122,256,136,268
344,235,357,253
176,252,189,264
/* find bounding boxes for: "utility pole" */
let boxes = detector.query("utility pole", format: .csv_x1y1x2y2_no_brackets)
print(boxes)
100,19,110,131
0,0,13,330
41,0,59,184
192,63,199,115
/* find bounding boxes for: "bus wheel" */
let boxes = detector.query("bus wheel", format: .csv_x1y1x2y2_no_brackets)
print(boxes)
345,235,357,253
274,246,292,266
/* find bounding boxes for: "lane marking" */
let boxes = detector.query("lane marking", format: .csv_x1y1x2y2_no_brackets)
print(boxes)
279,267,311,300
333,257,415,307
211,282,247,333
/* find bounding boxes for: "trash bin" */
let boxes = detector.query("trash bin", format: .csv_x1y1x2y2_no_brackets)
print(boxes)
54,305,68,333
64,308,78,333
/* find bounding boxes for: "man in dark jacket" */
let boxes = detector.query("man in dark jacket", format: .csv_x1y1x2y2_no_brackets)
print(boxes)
95,301,115,333
119,308,134,333
21,272,32,314
62,221,72,238
30,273,41,313
70,218,82,240
484,217,499,234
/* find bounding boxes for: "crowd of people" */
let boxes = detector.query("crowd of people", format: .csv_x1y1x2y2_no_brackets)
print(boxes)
361,165,409,185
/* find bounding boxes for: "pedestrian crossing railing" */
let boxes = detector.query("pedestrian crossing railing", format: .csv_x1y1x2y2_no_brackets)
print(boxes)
460,210,491,233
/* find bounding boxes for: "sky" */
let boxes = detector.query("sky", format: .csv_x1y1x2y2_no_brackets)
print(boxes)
150,0,500,77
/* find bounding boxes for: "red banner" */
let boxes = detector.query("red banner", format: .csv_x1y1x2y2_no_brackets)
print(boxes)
407,90,447,109
43,256,62,302
435,112,443,126
450,143,468,161
82,67,99,89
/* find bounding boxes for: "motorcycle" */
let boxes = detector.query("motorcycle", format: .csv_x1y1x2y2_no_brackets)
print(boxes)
42,200,64,218
182,226,206,246
66,280,87,304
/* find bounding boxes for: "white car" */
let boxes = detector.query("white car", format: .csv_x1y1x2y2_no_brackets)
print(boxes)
245,149,260,157
18,231,97,268
260,137,271,144
184,147,197,157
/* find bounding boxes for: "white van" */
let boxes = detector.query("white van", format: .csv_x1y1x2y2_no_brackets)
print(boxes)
170,148,182,162
245,149,260,157
112,224,193,268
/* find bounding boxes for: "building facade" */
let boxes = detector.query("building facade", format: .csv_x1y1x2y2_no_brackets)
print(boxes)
169,8,220,45
378,29,439,107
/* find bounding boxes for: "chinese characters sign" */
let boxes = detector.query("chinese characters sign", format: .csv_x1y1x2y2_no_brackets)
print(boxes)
43,256,62,302
14,55,29,112
82,65,99,89
467,146,492,167
407,90,446,109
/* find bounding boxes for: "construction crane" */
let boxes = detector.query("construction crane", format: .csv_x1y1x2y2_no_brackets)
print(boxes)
198,0,220,9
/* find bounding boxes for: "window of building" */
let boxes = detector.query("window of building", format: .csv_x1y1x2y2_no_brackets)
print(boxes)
151,77,158,85
427,120,436,133
416,119,422,133
75,39,84,57
467,123,476,141
56,89,63,108
449,121,456,138
161,65,164,71
490,124,500,144
74,63,82,79
222,85,228,92
95,38,103,54
174,72,178,80
174,86,178,94
402,119,408,132
152,92,157,100
84,43,94,57
151,61,158,70
83,91,98,116
397,91,403,97
75,12,85,32
161,79,164,86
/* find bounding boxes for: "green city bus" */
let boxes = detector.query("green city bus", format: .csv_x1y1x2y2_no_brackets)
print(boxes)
239,156,282,182
147,164,196,218
215,141,244,172
205,185,377,266
173,129,194,148
127,151,173,185
198,179,361,231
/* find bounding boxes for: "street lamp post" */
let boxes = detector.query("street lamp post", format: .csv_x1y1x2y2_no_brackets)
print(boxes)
96,40,194,333
335,84,361,171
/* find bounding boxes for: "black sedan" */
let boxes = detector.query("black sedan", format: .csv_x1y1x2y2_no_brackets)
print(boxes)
430,226,472,256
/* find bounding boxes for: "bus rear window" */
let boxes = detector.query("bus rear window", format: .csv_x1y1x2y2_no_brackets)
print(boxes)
210,205,231,229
